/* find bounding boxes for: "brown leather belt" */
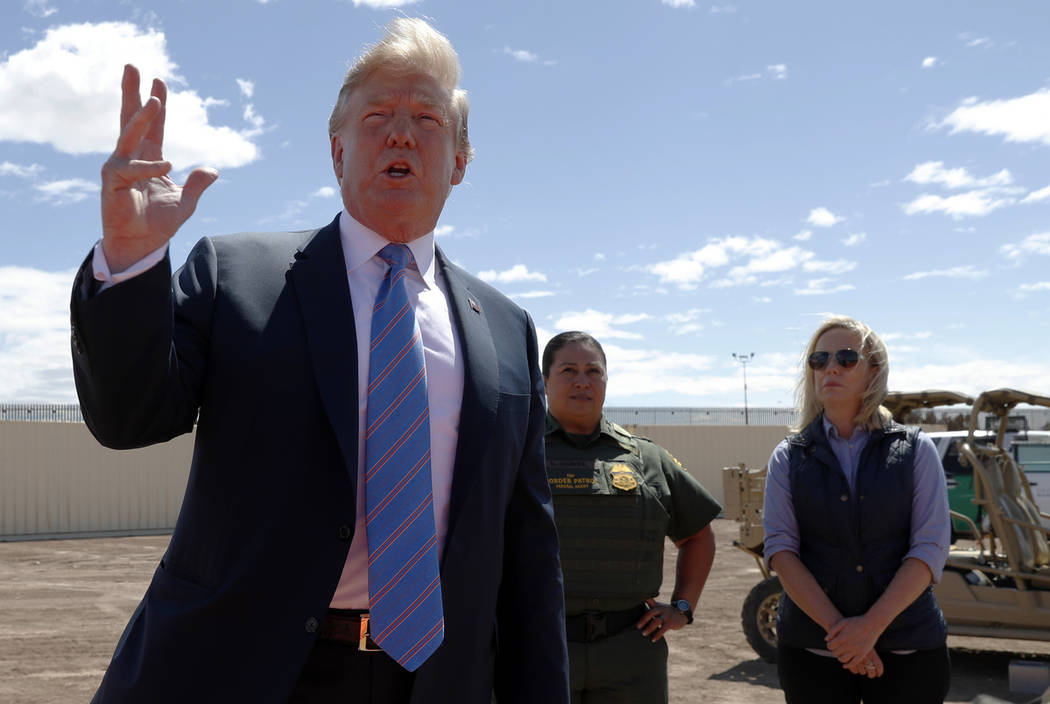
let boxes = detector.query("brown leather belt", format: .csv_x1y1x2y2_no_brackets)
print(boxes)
319,609,383,651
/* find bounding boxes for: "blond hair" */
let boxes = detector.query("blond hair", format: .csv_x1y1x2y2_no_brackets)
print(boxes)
793,315,892,432
327,18,474,162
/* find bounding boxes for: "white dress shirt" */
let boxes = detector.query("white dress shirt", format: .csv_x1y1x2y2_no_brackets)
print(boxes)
91,209,464,608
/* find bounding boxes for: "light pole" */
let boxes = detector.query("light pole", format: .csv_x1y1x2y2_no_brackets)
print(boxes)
732,353,755,425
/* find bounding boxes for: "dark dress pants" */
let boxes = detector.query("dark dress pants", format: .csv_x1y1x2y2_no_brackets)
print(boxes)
287,637,415,704
777,644,951,704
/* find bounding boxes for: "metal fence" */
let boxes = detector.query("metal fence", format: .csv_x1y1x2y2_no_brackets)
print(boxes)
2,403,797,427
0,404,84,423
605,406,799,426
3,403,1046,429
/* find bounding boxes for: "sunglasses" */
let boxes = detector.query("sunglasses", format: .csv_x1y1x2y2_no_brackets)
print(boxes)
807,349,865,371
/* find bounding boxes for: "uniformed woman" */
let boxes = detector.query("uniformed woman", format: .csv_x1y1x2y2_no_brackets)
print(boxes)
542,331,721,704
763,316,951,704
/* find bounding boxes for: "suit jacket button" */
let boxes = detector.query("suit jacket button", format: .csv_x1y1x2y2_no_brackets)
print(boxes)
338,525,351,540
305,617,319,633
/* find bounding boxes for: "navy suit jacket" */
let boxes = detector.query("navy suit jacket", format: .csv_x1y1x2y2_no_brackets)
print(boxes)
70,216,568,703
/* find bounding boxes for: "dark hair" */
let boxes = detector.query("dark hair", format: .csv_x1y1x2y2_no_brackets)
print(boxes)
541,331,607,378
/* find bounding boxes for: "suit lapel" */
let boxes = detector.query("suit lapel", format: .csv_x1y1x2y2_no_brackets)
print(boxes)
289,215,360,485
436,247,499,539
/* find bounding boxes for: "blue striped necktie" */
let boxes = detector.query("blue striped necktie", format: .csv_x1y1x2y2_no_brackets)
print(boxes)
365,243,443,671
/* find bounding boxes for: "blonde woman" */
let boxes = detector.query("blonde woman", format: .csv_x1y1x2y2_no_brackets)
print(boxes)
763,316,951,704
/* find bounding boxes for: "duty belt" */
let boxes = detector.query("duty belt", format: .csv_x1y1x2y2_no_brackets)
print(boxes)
565,604,647,643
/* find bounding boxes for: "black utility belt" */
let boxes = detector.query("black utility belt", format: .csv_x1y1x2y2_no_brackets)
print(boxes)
565,604,647,643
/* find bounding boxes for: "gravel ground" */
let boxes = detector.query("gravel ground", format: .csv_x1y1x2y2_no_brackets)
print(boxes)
2,518,1048,703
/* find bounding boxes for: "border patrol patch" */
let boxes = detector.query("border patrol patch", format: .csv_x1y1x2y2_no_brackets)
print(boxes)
609,464,638,491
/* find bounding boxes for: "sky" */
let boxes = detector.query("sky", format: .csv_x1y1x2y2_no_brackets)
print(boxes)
1,0,1049,408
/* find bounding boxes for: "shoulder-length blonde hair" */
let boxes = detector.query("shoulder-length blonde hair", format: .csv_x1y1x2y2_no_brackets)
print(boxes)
793,315,892,432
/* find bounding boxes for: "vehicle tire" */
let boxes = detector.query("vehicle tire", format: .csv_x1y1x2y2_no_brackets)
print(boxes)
741,575,782,663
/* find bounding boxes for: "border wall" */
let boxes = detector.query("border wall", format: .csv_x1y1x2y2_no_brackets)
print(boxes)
0,419,791,540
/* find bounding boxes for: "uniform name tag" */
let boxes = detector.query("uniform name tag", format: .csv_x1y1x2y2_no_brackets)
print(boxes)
547,460,599,493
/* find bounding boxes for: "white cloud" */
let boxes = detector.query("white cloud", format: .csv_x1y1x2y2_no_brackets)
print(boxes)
1018,282,1050,292
752,296,772,303
806,206,844,227
24,0,57,18
882,331,933,342
502,46,537,63
241,104,267,138
553,310,647,340
665,308,709,335
34,178,99,205
434,225,455,237
903,189,1018,218
802,259,857,275
261,185,340,224
922,56,938,68
767,64,788,80
0,22,261,170
0,161,44,178
889,359,1050,399
726,63,787,84
793,229,812,241
665,308,709,325
599,346,802,403
905,161,1012,189
650,236,824,290
940,89,1050,147
477,264,547,284
510,290,555,300
709,5,737,13
1022,185,1050,204
663,0,696,7
351,0,420,7
902,266,988,281
235,78,255,98
603,345,722,397
794,278,855,296
0,266,78,401
594,253,606,261
842,232,866,247
1000,233,1050,263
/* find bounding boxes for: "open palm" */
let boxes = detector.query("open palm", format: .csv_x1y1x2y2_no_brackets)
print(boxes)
100,65,217,273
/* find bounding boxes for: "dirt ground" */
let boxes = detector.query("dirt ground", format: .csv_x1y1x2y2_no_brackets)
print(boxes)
2,518,1049,703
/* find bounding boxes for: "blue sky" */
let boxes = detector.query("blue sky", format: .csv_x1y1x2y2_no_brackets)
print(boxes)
1,0,1049,406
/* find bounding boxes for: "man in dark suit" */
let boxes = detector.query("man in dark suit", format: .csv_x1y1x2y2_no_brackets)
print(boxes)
70,18,568,704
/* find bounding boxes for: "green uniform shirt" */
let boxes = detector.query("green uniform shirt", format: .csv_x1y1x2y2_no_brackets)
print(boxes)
545,413,722,614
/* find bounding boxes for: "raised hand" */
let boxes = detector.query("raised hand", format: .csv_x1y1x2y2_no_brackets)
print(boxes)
100,64,218,273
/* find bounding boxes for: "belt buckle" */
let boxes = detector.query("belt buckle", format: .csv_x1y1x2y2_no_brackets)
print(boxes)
358,614,382,652
584,613,607,642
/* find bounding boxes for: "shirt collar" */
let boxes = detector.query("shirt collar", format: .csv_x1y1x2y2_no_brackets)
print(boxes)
337,208,437,289
545,413,634,452
821,413,868,443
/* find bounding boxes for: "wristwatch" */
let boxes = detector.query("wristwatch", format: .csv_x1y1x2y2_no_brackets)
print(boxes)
672,599,694,625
